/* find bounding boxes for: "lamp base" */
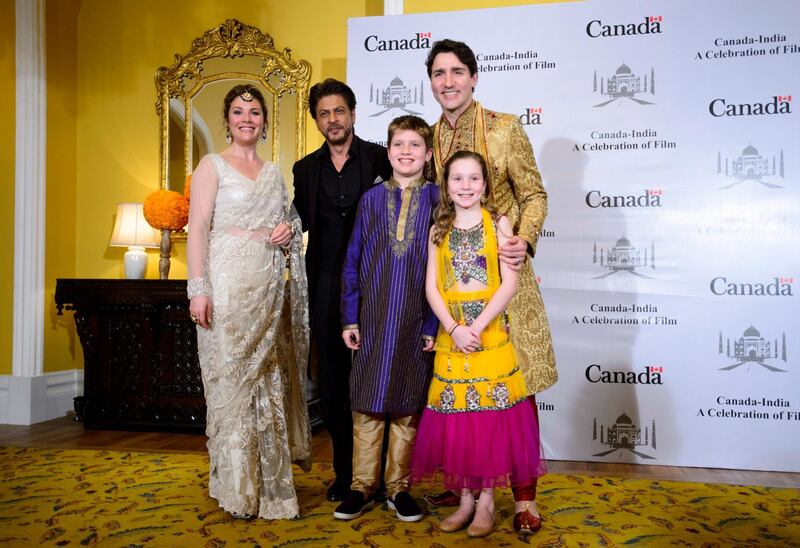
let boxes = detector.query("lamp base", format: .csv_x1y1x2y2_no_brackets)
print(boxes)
124,246,148,279
159,229,172,280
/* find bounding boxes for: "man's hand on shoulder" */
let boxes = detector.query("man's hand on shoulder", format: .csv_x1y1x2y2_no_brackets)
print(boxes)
498,235,529,271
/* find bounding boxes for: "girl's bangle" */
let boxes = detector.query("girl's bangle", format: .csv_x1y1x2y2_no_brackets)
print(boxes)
447,322,459,336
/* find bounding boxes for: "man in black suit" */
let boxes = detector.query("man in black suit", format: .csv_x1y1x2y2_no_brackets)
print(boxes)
292,79,392,501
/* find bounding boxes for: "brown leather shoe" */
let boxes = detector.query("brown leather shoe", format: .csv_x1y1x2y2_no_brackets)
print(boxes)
513,508,542,535
423,490,461,507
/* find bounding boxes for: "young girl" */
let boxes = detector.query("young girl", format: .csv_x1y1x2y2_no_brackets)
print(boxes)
410,150,546,538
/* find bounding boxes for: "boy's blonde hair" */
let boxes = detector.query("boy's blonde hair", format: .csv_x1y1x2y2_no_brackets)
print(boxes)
387,115,433,149
387,115,435,182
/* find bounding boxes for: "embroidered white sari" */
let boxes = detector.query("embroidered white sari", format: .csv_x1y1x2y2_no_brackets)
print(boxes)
187,154,311,519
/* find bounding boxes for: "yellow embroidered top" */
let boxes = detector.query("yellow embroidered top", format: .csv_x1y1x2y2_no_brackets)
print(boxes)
427,208,529,413
436,208,508,353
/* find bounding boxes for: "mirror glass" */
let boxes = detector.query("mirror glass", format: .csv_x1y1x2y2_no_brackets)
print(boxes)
156,20,311,237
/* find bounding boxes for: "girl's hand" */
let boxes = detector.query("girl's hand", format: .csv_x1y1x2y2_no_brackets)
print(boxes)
422,338,435,352
451,325,481,354
342,328,361,350
269,222,294,246
189,295,212,329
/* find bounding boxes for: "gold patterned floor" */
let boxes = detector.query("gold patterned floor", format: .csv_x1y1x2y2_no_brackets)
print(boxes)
1,446,798,546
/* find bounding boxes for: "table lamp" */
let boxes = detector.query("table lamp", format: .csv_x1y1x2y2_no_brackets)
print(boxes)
109,203,160,279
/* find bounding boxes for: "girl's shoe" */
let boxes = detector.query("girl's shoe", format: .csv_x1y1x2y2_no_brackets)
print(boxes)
466,512,495,538
439,508,474,532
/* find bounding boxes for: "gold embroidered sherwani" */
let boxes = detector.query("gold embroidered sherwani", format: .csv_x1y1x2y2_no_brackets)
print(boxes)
433,100,557,393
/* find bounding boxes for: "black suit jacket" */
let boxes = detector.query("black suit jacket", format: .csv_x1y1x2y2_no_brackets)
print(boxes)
292,135,392,304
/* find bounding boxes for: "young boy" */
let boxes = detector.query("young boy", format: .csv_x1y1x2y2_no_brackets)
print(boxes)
334,116,438,522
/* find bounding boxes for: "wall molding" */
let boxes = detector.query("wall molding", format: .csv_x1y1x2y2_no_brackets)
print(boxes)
13,0,47,378
384,0,404,16
0,370,83,425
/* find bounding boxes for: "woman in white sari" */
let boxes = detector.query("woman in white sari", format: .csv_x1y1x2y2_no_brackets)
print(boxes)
187,84,311,520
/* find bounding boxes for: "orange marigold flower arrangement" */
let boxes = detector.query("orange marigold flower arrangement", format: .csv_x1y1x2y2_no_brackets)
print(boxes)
143,189,189,230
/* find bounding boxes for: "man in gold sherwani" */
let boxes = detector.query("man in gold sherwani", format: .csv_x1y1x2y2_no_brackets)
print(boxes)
424,38,557,535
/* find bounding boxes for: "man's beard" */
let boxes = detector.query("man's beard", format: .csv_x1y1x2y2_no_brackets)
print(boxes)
326,124,352,145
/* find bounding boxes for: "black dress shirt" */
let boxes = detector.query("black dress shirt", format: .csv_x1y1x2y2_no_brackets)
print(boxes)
316,142,362,274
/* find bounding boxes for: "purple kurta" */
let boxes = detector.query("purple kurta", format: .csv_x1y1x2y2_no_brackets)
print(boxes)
341,179,438,414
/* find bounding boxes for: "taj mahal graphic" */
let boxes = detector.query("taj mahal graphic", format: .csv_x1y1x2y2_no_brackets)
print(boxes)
369,76,425,117
592,62,656,107
592,237,655,279
717,143,785,189
718,325,788,372
592,411,656,459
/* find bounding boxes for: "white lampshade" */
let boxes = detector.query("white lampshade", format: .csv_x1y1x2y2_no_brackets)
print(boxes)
109,203,160,279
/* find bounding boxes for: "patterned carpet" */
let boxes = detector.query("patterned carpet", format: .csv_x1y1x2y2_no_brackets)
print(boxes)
0,447,798,547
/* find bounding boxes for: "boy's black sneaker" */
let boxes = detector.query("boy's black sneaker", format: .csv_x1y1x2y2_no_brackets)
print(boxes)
333,491,375,520
387,491,424,522
374,485,388,503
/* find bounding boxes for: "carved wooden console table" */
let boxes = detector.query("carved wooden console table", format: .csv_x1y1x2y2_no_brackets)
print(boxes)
55,279,206,432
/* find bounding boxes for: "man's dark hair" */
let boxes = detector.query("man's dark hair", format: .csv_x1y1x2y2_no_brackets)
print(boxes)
425,39,478,78
308,78,357,119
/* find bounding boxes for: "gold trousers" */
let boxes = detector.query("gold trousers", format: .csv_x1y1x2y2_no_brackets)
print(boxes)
351,412,419,498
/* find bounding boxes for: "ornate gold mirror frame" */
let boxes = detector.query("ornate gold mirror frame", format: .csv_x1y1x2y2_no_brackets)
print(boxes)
155,19,311,240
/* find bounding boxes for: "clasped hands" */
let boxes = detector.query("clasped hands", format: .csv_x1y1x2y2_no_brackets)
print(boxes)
449,322,482,354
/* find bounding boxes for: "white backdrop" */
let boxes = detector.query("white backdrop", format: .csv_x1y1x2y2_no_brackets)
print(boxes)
347,0,800,471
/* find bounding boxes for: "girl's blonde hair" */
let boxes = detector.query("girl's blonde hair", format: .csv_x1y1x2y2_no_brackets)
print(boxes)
431,150,498,246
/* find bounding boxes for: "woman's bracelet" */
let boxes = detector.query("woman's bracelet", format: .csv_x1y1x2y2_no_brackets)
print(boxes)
187,277,208,299
447,322,460,336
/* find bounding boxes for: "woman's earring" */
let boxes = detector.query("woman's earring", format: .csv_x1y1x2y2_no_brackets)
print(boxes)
225,127,232,144
260,126,267,143
480,194,487,204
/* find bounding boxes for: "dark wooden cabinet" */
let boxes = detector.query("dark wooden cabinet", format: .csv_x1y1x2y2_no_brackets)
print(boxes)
55,279,206,432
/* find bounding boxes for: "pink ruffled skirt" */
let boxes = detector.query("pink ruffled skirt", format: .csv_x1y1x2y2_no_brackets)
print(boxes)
410,398,546,490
